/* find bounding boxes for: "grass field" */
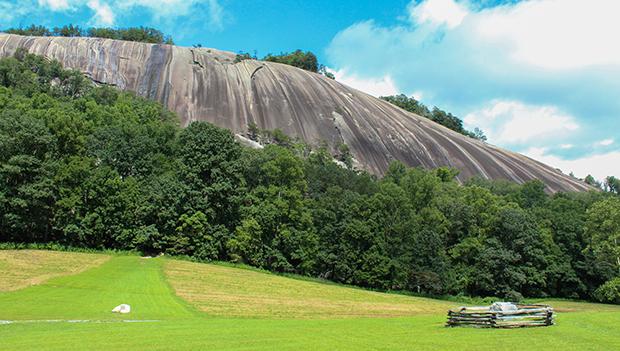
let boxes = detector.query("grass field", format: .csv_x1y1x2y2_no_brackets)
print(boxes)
165,260,452,318
0,250,108,292
1,250,619,350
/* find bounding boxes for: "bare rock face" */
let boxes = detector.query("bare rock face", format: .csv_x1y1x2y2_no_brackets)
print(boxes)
0,33,591,192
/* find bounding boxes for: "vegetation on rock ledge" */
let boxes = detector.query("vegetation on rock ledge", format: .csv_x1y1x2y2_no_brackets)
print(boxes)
3,24,174,44
236,50,336,79
381,94,487,141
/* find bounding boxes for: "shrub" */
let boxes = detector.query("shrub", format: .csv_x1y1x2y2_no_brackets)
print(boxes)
594,278,620,304
503,290,524,303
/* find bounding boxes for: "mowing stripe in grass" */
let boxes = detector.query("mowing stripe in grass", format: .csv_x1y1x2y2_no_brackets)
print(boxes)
2,251,620,351
164,258,453,319
0,250,109,292
0,256,193,321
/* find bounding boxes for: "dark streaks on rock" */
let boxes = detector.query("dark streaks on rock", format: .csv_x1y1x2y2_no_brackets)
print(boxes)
0,33,592,192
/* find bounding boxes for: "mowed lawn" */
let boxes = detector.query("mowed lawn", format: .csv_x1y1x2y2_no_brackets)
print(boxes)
164,260,453,318
0,252,192,321
0,251,619,351
0,250,109,292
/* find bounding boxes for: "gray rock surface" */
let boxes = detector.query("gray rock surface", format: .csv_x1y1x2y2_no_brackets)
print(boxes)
0,33,591,192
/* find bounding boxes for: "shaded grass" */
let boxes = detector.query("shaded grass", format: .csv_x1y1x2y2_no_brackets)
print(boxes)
0,242,138,256
0,250,109,292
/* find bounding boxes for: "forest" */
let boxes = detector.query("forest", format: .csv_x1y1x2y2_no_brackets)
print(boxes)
1,50,619,304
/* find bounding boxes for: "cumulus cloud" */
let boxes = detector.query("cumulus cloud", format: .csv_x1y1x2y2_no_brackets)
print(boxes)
117,0,223,26
326,0,620,175
328,68,399,97
464,100,579,145
472,0,620,69
327,0,620,104
0,1,32,22
524,147,620,181
23,0,226,28
595,138,614,146
38,0,71,11
408,0,468,28
0,2,16,22
87,0,114,26
206,0,224,30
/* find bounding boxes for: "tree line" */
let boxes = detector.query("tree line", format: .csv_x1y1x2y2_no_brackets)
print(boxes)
1,51,619,304
236,50,335,79
380,95,620,191
381,94,487,141
3,24,174,45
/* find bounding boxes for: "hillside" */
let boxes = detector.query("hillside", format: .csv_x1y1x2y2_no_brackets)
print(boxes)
165,260,453,318
2,51,617,303
0,33,590,193
1,250,620,351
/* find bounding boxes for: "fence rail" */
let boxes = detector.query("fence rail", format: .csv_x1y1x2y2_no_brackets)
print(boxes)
446,303,554,328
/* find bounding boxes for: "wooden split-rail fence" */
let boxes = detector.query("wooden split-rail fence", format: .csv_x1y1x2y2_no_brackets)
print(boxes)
446,303,554,328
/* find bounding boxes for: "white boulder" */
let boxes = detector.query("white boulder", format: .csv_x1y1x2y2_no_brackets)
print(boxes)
112,304,131,314
490,302,518,312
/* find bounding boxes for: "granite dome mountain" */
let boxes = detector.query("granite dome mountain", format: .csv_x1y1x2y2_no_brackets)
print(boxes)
0,33,590,192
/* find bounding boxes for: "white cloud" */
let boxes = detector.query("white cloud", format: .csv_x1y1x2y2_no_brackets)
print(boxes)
328,68,400,97
121,0,190,8
408,0,468,28
117,0,225,28
2,1,51,22
524,147,620,181
0,2,20,22
410,90,424,101
87,0,114,26
18,0,226,29
464,100,579,145
327,0,620,159
118,0,204,17
38,0,71,11
400,0,620,70
473,0,620,69
207,0,224,30
596,138,614,146
560,144,574,149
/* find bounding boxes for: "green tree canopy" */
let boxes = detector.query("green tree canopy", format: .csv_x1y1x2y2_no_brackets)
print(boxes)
380,94,487,141
4,25,174,44
1,51,619,303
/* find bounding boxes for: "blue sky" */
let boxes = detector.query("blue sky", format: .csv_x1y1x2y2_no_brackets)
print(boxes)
1,0,618,180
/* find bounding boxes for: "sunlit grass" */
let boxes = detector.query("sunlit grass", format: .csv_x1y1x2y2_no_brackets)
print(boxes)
1,250,619,351
0,250,108,292
0,253,192,321
165,259,453,318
